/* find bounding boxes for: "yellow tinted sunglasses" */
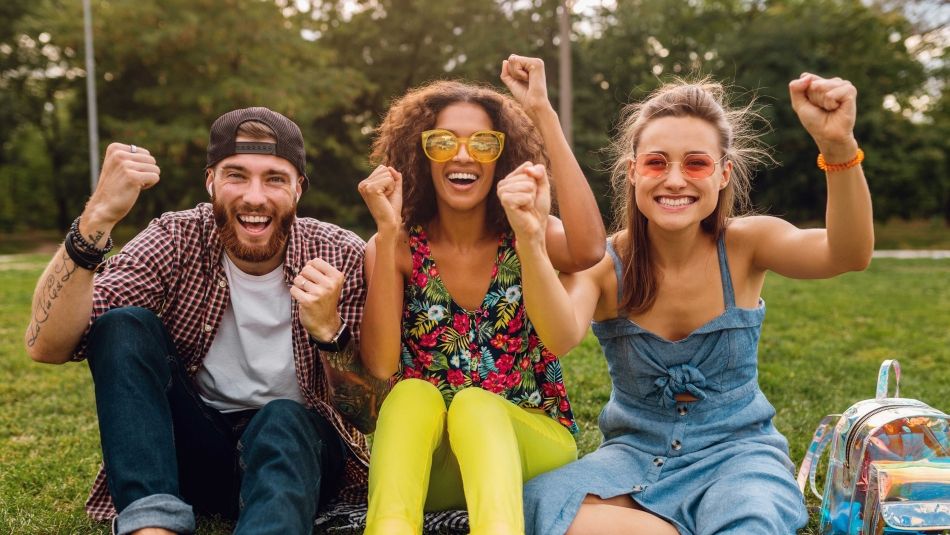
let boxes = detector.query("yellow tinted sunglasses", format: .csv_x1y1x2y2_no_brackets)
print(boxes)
421,129,506,163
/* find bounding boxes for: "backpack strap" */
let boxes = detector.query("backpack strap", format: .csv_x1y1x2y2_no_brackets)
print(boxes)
876,359,901,399
797,414,841,500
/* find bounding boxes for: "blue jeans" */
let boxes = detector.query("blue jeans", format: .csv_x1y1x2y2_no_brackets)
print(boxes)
86,307,345,535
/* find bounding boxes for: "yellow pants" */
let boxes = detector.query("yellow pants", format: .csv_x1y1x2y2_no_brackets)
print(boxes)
365,379,577,535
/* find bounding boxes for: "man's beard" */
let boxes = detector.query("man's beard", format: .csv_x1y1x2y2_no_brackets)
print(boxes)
213,198,295,264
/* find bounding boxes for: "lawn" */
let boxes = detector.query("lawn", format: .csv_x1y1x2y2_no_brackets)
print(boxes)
1,253,948,534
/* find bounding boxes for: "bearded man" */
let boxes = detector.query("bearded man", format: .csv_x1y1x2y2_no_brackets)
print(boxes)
24,107,387,535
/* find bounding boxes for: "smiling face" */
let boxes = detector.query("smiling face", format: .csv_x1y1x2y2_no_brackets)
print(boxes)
206,135,302,274
629,116,732,233
428,102,499,216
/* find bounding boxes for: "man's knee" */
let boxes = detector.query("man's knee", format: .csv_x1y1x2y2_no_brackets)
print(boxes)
254,399,311,429
87,307,171,377
242,400,330,456
93,306,162,332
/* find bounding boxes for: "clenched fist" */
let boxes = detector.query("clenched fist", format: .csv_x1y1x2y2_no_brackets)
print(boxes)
358,165,403,233
501,54,552,121
291,257,346,343
498,161,550,243
85,143,161,228
789,73,859,163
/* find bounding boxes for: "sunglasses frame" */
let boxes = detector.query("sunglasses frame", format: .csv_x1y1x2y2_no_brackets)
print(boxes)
632,152,726,180
421,129,506,163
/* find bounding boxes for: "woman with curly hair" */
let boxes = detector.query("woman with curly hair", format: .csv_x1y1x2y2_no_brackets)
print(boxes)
517,73,872,535
357,54,606,534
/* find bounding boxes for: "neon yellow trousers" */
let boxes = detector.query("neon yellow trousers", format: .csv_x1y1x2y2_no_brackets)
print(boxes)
365,379,577,535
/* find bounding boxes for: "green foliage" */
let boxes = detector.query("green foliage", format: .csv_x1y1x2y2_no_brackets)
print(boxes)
0,0,946,230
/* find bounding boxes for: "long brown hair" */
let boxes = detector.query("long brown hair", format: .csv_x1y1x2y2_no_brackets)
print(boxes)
371,80,547,234
607,79,769,314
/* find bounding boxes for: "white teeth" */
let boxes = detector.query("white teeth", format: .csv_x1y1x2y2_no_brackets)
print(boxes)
239,215,271,223
657,197,695,207
447,173,477,182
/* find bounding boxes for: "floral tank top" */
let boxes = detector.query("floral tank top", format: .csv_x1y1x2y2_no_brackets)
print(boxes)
396,225,578,434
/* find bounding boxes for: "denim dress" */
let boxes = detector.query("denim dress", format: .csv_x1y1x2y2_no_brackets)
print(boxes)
523,237,808,535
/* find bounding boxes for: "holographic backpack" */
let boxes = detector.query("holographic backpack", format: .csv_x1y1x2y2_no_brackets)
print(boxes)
797,360,950,535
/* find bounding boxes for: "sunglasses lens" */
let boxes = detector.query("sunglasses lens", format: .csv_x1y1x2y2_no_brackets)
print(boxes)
424,132,458,162
468,132,502,162
636,153,669,177
635,153,718,179
683,154,716,178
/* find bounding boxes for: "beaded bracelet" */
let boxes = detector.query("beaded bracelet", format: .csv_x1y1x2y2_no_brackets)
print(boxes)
69,216,114,255
64,231,104,270
817,148,864,173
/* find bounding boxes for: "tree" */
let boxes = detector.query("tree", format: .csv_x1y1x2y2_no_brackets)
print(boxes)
571,0,935,224
14,0,370,229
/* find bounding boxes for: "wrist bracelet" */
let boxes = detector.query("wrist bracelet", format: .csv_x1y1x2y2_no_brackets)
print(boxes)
64,231,104,270
817,148,864,173
70,216,114,255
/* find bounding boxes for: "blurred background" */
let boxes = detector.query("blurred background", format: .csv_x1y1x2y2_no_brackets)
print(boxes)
0,0,947,243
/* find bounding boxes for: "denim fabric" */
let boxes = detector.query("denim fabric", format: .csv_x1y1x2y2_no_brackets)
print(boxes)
523,238,809,535
112,494,194,535
87,307,345,534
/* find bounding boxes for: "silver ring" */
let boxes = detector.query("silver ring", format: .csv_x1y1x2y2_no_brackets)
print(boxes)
130,144,137,154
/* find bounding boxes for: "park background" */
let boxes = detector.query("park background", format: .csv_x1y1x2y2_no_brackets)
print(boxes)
1,0,948,533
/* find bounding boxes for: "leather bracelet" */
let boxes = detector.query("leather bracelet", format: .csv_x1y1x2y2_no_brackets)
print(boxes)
64,231,104,271
309,321,352,353
69,216,114,255
817,148,864,173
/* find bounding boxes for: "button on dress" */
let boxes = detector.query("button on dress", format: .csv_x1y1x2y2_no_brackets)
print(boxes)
524,237,808,535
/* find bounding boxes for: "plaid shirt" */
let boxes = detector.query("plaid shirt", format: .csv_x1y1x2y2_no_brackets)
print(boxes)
75,203,369,521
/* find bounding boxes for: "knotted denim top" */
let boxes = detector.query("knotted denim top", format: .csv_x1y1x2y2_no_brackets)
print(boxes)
592,235,766,426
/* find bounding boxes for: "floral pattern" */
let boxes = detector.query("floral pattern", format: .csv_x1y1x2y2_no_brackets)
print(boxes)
396,226,578,434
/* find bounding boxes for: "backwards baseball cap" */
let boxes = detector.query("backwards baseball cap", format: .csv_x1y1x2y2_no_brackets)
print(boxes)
206,106,308,191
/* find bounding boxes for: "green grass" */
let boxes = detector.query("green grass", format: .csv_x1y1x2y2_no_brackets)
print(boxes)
2,254,948,533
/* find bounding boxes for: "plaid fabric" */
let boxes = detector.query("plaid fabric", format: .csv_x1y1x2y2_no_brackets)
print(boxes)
76,203,369,521
314,503,469,534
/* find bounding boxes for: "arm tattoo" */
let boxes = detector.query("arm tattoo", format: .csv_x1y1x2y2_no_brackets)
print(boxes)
86,230,105,247
26,251,80,348
319,342,390,434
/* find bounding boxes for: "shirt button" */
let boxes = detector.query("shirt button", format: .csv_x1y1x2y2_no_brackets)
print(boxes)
678,406,688,416
218,279,227,288
672,439,682,450
187,365,199,374
653,457,664,467
203,324,213,332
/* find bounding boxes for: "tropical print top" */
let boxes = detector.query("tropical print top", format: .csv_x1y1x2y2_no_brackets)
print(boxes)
396,225,578,434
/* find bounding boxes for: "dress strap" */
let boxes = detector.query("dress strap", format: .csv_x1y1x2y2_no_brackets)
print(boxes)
716,233,736,308
605,239,624,308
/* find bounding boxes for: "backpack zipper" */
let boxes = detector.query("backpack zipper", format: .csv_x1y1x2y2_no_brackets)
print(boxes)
843,402,916,472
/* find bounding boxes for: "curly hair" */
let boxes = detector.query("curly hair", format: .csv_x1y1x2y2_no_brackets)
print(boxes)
605,77,770,314
371,80,548,234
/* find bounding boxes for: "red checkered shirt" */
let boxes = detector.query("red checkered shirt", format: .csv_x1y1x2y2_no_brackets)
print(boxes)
74,203,369,521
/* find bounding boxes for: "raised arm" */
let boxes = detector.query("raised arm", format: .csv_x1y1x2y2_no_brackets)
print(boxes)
501,54,606,272
25,143,160,363
748,73,873,278
292,251,390,434
498,162,600,356
356,165,407,380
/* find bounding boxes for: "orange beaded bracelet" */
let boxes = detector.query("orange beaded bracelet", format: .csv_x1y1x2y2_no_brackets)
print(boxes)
817,148,864,173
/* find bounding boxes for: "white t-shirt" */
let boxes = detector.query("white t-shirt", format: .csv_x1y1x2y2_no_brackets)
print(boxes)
196,254,304,412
